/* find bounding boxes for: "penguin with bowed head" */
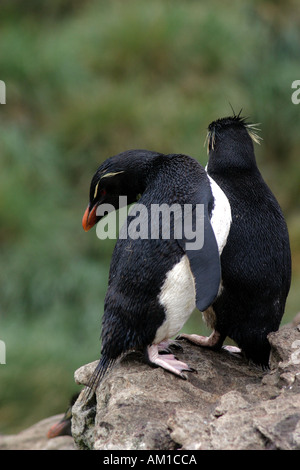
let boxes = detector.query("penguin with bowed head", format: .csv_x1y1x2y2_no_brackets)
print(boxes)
179,114,292,367
81,150,231,397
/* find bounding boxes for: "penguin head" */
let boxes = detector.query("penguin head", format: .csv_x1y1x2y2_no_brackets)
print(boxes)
82,149,161,231
206,114,262,173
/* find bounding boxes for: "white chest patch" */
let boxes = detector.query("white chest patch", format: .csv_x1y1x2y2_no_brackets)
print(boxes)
207,175,232,254
203,173,231,325
155,255,196,344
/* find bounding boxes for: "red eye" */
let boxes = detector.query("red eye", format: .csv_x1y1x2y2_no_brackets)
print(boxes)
100,189,107,197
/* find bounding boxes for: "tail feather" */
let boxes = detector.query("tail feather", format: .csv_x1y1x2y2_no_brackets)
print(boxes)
80,356,115,403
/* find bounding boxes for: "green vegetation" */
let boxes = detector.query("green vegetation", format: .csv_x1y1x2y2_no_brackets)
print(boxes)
0,0,299,433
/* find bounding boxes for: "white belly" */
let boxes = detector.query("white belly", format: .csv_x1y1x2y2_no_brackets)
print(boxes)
154,255,196,344
154,178,231,343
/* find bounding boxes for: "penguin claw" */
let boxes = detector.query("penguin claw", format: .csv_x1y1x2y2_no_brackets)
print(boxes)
179,365,197,379
174,336,187,350
175,335,184,341
147,345,194,379
168,340,184,352
157,340,184,353
158,348,172,355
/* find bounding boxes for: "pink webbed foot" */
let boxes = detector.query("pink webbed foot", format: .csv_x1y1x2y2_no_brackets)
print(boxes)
177,329,222,349
222,345,242,355
147,344,194,379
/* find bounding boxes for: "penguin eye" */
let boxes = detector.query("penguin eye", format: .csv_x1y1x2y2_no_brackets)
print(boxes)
93,182,107,200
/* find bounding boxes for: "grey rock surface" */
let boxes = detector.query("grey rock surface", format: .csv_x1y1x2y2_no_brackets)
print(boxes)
0,414,75,450
72,320,300,450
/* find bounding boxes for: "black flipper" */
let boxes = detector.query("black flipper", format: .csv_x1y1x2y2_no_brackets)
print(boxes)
176,184,221,312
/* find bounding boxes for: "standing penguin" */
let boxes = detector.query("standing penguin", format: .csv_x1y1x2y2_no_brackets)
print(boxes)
179,115,291,367
82,149,231,395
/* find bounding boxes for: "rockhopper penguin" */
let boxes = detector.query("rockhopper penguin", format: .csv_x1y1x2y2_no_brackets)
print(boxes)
180,115,291,367
82,150,231,395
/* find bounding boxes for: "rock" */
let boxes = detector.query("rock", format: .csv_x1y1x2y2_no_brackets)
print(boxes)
0,415,75,450
72,319,300,450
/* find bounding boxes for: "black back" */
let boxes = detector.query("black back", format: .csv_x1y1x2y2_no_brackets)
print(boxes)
206,116,291,365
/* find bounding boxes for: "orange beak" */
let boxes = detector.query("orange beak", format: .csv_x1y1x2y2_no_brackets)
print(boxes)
47,419,70,439
82,204,98,231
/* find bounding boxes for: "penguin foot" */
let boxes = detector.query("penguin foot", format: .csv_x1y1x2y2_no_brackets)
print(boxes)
157,339,184,354
147,345,194,379
222,345,242,355
177,329,222,349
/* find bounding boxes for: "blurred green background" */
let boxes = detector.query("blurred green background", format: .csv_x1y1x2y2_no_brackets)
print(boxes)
0,0,299,434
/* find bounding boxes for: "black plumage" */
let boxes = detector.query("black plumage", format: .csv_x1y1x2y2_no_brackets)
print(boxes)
193,114,291,367
82,150,226,396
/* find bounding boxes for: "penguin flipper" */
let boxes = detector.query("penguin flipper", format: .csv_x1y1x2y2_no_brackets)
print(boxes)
176,188,221,312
